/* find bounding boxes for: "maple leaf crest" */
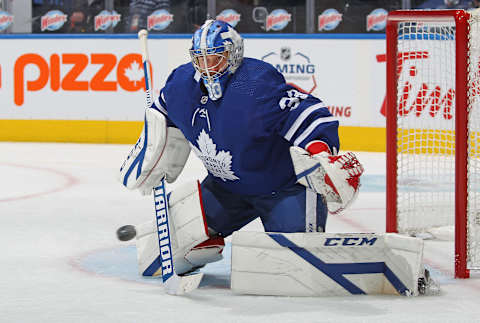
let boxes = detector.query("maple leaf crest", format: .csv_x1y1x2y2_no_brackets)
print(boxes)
124,61,144,86
192,130,239,182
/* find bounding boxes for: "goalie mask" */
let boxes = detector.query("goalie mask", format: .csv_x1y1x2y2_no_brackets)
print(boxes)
190,19,244,101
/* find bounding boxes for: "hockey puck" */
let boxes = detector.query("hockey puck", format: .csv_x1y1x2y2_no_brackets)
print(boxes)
116,225,136,241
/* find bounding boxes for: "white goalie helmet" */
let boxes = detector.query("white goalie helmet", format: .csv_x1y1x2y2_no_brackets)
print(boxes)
190,19,244,100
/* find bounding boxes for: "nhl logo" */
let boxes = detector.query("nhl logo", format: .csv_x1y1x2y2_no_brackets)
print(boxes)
280,47,291,61
261,48,317,94
201,96,208,104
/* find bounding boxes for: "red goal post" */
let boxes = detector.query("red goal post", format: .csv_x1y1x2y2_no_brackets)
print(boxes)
386,9,480,279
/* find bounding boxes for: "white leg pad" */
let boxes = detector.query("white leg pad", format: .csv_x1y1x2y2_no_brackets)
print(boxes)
135,180,224,276
231,232,424,296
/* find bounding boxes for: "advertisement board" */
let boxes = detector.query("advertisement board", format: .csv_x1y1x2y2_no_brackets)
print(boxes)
0,38,188,121
247,38,387,128
0,36,388,150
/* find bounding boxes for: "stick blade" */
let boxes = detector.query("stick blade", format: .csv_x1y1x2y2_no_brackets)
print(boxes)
164,273,204,296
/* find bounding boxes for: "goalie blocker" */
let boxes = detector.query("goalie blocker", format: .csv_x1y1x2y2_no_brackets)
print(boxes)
231,231,433,296
290,145,364,214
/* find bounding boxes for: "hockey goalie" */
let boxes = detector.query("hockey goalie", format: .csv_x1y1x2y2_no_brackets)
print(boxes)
118,19,436,296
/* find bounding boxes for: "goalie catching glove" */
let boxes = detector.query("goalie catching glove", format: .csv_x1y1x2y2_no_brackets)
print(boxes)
119,107,191,195
290,141,364,214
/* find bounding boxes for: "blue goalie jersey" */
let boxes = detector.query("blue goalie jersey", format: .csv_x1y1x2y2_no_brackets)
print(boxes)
154,58,339,195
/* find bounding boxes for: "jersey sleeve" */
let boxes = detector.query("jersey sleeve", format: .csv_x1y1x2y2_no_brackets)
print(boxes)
254,67,339,153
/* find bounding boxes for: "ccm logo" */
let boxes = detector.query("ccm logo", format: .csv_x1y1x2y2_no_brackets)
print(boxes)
14,53,152,106
324,237,377,246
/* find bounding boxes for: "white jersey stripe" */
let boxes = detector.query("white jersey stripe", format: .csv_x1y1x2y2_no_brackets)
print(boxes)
305,189,317,232
284,103,327,141
154,97,168,115
194,71,201,82
293,116,338,146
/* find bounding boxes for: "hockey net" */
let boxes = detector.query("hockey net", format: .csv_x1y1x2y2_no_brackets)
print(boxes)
386,9,480,278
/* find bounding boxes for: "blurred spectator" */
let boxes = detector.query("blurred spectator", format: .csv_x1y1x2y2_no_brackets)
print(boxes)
470,0,480,7
67,0,104,33
416,0,470,9
68,0,138,33
186,0,206,31
32,0,103,32
126,0,169,32
33,0,71,15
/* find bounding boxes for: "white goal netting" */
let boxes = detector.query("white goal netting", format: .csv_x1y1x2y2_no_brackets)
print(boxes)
394,11,480,269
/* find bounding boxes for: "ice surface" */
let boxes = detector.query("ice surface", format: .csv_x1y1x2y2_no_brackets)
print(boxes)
1,142,480,323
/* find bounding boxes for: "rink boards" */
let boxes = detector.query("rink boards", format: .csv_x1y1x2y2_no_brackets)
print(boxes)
0,35,387,151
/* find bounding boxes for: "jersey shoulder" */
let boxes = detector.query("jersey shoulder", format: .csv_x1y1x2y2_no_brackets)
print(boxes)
163,62,197,100
229,58,285,97
165,62,196,86
238,58,285,83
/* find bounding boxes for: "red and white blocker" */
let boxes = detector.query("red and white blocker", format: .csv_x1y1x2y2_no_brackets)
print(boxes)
290,141,364,214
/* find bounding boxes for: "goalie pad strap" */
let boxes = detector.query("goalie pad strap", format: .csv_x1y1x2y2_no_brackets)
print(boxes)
231,232,424,297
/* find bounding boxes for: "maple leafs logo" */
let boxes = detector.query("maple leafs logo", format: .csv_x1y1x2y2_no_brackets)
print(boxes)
192,130,239,182
123,61,144,86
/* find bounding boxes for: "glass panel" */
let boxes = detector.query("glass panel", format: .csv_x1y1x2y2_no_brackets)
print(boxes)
118,0,200,34
411,0,474,9
0,1,14,33
216,0,305,33
29,0,203,33
315,0,402,34
27,1,479,34
31,0,109,33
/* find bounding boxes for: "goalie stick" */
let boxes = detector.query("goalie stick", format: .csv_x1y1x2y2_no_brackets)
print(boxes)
138,29,203,295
